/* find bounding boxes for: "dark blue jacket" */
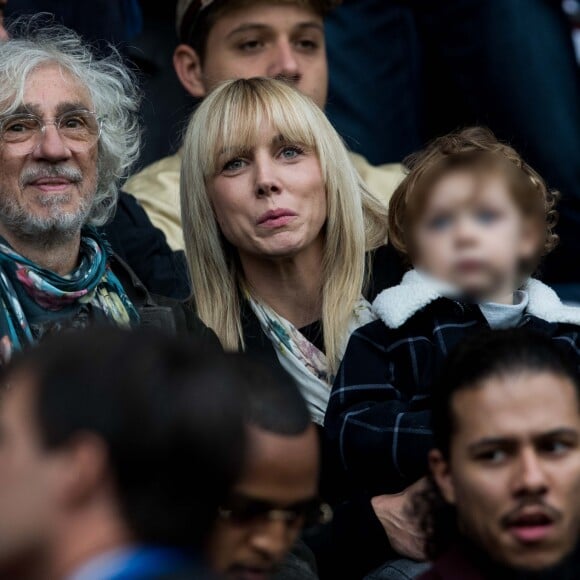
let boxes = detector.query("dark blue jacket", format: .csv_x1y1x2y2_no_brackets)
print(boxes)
325,272,580,497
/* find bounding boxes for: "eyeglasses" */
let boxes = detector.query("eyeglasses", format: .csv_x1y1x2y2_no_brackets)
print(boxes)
0,109,102,153
218,495,333,529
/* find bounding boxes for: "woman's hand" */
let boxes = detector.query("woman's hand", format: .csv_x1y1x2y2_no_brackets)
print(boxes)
371,478,428,561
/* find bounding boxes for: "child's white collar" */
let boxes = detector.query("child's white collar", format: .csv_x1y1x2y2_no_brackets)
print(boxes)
372,269,580,329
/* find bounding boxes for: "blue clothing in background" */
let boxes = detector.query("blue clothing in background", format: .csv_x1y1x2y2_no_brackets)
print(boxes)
325,0,580,286
5,0,143,46
67,546,209,580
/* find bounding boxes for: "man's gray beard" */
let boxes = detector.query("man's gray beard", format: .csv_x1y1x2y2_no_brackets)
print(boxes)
0,193,92,248
0,163,94,248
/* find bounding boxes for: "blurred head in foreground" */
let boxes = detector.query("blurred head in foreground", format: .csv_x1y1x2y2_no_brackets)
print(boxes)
206,360,322,580
0,327,246,579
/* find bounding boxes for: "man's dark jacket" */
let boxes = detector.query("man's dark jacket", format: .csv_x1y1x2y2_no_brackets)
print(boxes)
104,192,190,300
419,541,580,580
111,252,218,346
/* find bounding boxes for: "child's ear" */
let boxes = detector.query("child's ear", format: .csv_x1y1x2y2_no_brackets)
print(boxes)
519,218,542,262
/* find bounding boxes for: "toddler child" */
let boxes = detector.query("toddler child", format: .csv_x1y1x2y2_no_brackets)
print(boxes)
325,127,580,496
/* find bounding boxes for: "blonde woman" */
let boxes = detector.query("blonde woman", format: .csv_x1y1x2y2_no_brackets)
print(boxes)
181,77,395,425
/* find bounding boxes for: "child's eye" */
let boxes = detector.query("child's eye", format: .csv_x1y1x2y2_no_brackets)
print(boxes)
427,215,452,231
476,209,500,224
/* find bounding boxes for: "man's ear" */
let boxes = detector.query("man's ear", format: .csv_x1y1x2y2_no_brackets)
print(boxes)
173,43,207,98
56,433,110,507
429,448,456,504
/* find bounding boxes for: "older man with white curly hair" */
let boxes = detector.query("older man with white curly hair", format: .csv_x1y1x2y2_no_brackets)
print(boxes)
0,18,215,362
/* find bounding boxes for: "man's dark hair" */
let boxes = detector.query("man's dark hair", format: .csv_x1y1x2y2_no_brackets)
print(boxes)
432,328,580,459
2,327,247,549
181,0,340,64
416,329,580,559
235,358,311,436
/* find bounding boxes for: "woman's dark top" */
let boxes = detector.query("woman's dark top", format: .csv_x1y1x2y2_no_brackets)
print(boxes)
238,244,406,580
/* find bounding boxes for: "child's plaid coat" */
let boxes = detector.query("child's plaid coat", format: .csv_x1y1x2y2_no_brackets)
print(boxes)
325,271,580,496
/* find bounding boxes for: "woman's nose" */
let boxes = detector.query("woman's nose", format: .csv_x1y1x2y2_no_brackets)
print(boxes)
254,159,282,197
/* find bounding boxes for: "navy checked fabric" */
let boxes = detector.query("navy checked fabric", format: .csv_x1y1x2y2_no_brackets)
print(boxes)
324,297,580,497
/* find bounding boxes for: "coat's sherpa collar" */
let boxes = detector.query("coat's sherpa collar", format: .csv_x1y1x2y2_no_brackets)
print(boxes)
372,269,580,329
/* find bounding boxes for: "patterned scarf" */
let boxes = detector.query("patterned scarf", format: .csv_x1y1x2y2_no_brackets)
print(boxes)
0,229,139,361
247,294,376,425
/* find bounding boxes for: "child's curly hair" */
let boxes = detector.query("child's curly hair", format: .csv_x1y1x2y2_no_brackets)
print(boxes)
388,127,559,275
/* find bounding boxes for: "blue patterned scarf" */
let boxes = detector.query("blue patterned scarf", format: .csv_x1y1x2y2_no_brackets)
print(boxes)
0,229,139,361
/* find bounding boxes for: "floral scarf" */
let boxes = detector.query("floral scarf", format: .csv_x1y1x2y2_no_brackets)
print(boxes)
247,294,376,425
0,229,139,362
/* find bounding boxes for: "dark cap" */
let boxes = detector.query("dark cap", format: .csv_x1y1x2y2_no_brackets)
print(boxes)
176,0,341,45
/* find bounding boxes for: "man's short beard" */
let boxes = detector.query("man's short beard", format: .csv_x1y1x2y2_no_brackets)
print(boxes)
0,163,95,248
0,194,92,248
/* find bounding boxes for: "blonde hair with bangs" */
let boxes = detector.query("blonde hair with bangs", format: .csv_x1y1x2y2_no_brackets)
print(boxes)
181,77,387,371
